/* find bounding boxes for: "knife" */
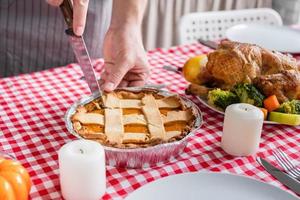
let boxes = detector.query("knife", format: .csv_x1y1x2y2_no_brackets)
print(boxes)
257,157,300,196
197,38,218,50
162,65,182,74
60,0,102,96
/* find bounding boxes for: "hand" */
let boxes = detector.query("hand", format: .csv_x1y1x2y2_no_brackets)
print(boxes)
101,25,150,92
46,0,89,36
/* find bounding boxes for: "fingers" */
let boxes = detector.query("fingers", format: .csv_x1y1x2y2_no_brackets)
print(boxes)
125,72,147,87
73,0,89,36
46,0,88,36
128,80,146,87
101,56,150,92
102,60,132,92
123,71,148,81
46,0,63,6
118,80,129,88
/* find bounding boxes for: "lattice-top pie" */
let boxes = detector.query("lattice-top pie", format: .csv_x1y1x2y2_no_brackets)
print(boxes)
71,89,196,148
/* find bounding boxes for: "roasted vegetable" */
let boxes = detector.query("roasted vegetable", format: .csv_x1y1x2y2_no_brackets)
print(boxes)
260,108,268,120
277,100,300,114
207,88,239,110
233,83,264,107
264,95,280,112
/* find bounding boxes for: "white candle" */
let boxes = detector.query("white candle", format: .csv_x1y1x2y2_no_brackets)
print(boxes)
59,140,106,200
221,103,264,156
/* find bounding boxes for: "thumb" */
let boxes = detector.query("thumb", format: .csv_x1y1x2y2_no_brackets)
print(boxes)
102,60,131,92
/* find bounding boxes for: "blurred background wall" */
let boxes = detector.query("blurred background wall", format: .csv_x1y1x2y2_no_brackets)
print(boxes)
272,0,300,25
2,0,300,77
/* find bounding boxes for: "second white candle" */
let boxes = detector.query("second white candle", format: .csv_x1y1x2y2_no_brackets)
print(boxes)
221,103,264,156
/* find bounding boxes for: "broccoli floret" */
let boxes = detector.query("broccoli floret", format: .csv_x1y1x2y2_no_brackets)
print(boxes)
232,83,264,107
277,100,300,114
208,88,239,110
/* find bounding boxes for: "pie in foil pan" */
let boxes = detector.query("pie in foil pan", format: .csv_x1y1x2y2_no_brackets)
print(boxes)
65,87,203,168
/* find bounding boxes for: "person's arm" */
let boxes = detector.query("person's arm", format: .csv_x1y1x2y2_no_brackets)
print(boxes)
110,0,146,29
47,0,150,91
101,0,149,91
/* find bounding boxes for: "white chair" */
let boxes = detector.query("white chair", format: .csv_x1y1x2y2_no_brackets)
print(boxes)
178,8,283,44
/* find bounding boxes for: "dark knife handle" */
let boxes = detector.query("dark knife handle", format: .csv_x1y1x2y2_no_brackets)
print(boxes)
60,0,75,36
197,38,218,50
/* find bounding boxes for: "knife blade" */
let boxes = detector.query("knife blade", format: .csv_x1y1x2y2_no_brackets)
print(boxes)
60,0,102,95
197,38,218,50
257,157,300,196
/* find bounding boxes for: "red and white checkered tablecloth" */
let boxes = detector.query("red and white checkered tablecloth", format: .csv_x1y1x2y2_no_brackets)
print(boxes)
1,42,300,200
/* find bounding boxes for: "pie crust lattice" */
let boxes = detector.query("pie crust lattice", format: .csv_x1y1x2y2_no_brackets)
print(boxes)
71,90,196,148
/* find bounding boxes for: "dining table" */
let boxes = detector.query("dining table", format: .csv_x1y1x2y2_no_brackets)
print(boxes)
1,37,300,199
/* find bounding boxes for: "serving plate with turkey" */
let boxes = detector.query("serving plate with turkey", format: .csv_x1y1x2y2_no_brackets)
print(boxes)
184,41,300,126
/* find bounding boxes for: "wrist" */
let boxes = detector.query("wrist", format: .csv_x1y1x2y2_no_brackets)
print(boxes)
107,24,143,46
110,0,146,30
109,20,141,31
108,22,142,39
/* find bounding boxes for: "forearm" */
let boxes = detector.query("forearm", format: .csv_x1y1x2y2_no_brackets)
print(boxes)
110,0,147,29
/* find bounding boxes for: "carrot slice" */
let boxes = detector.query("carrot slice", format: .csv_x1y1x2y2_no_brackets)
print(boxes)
263,95,280,112
260,108,268,120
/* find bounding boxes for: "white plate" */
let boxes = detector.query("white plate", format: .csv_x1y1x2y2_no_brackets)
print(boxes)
196,96,277,125
226,24,300,53
125,172,299,200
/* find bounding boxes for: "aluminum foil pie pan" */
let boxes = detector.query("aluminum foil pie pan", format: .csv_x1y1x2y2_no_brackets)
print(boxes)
65,87,203,168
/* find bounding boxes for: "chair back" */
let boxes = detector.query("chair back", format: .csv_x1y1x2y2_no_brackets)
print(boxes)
178,8,282,44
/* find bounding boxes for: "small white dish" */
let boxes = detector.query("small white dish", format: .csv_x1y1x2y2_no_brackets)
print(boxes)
226,24,300,53
125,172,299,200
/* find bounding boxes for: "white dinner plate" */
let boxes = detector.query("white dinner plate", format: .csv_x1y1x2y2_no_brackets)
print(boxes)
125,172,299,200
196,96,277,125
226,24,300,53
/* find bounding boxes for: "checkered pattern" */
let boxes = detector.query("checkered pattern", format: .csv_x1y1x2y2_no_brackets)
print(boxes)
1,42,300,200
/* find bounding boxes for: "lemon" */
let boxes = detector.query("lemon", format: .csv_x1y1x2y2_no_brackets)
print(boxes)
182,55,208,84
269,112,300,126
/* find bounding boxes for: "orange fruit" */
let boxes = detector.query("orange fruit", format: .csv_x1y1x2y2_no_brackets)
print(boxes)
182,55,208,84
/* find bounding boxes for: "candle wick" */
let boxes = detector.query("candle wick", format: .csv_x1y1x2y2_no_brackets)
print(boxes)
79,149,84,154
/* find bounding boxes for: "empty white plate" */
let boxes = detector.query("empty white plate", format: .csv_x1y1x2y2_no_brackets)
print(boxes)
125,172,299,200
226,24,300,53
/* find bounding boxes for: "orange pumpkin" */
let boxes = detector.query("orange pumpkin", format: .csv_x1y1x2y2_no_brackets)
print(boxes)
0,157,31,200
